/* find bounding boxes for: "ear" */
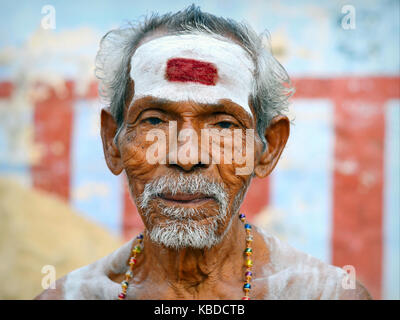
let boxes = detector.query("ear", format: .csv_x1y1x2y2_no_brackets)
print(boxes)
254,115,290,178
100,108,123,175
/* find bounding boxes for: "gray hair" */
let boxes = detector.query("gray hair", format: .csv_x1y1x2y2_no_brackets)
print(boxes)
137,173,230,249
95,4,294,149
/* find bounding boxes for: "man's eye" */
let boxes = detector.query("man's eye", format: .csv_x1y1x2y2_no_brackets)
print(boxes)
143,117,163,125
216,121,234,129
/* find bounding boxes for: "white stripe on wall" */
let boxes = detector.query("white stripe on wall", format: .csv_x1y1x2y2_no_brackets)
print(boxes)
383,99,400,300
0,98,33,187
70,99,122,236
269,99,334,263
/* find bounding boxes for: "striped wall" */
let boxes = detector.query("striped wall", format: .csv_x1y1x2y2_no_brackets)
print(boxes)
0,77,399,299
383,100,400,300
0,95,33,187
70,99,123,236
270,99,334,264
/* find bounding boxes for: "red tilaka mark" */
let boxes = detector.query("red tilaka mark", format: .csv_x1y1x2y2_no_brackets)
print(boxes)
166,58,218,85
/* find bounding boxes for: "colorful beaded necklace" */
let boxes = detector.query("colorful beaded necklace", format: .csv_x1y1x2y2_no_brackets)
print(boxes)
118,212,254,300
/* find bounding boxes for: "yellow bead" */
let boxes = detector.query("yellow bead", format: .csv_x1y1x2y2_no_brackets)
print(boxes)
245,259,253,267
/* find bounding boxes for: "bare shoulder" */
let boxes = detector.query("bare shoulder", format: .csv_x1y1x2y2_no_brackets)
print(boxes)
34,240,133,300
34,277,67,300
254,226,372,300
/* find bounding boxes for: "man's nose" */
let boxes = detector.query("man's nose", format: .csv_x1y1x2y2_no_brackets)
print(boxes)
167,124,209,172
170,158,208,172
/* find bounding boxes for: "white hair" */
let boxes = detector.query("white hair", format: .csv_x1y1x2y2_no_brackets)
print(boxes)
95,5,294,149
138,173,233,249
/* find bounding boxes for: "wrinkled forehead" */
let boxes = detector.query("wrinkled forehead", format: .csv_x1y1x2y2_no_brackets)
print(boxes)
129,34,255,116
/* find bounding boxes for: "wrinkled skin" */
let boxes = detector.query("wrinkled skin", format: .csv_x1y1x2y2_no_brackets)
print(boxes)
35,33,372,300
98,94,289,299
34,94,371,300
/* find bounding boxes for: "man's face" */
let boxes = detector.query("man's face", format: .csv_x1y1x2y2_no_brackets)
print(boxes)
118,96,257,248
101,33,289,249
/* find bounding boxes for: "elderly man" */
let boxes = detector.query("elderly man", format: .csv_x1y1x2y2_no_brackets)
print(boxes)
36,6,371,300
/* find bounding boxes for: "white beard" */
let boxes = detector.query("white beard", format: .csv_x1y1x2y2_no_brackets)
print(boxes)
138,173,234,249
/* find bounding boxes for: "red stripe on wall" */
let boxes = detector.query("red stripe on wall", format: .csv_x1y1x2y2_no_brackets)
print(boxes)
240,177,269,221
332,98,385,299
0,81,13,98
122,176,144,240
30,80,99,200
31,82,75,201
5,78,398,104
293,77,400,299
292,77,400,100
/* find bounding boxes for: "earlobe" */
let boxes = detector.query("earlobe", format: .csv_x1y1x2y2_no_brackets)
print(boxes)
100,108,123,175
254,115,290,178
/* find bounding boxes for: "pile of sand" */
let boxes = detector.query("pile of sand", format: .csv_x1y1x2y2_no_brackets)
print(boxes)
0,178,122,299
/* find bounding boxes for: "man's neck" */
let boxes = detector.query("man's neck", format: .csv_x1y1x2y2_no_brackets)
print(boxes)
137,216,247,297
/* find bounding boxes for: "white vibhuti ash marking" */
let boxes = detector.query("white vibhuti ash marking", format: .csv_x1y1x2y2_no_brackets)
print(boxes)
130,34,255,116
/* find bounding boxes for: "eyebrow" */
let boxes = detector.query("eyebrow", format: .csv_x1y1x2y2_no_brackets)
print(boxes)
206,101,253,129
128,97,254,128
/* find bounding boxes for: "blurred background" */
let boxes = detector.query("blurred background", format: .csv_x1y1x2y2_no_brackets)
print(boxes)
0,0,398,299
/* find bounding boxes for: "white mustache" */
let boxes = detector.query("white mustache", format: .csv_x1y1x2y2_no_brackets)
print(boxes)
138,173,228,212
138,173,231,249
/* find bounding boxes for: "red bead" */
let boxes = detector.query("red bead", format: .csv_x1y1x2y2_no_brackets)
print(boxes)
118,293,126,299
242,296,250,300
